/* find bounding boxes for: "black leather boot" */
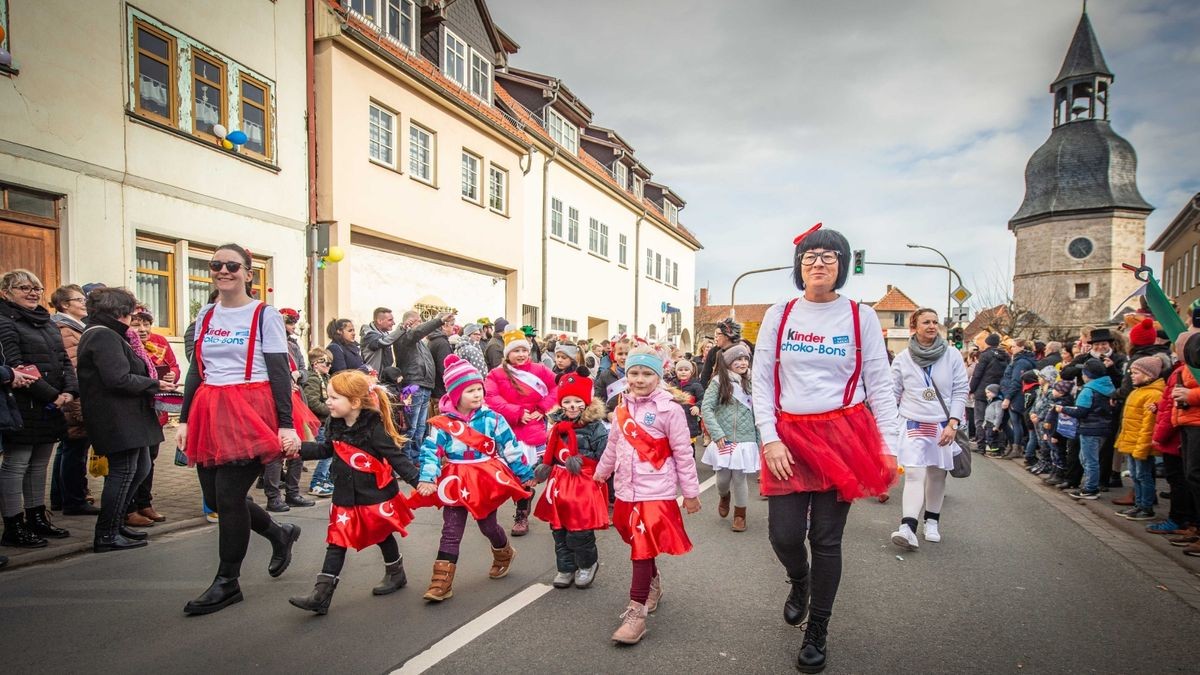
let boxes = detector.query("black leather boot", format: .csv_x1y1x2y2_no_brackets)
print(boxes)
119,525,148,541
26,505,70,538
289,574,338,615
94,532,148,553
1,514,48,548
266,522,301,578
796,615,830,673
184,564,243,615
784,575,810,626
372,558,407,595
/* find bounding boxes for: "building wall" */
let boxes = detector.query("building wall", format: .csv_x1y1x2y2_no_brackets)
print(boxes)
1161,230,1200,323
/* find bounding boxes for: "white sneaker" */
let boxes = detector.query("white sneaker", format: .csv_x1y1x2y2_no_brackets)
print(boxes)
551,571,574,589
574,561,599,588
923,519,941,543
890,524,919,551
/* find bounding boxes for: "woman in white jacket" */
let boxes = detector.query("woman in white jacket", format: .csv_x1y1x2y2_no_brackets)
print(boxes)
889,308,969,550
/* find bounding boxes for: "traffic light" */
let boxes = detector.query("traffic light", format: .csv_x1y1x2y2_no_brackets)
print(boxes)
852,249,865,275
950,326,964,349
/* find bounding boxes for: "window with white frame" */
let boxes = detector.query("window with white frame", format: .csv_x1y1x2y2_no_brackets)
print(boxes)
443,29,467,87
655,253,662,280
664,256,672,286
672,261,679,287
589,218,600,254
550,198,563,238
633,176,644,198
664,200,679,225
614,162,628,189
368,103,396,167
567,207,580,245
618,233,628,266
461,150,481,203
550,317,578,334
488,164,507,213
408,122,434,183
617,323,627,335
546,108,578,153
645,249,654,278
349,0,416,51
469,50,492,103
599,222,609,257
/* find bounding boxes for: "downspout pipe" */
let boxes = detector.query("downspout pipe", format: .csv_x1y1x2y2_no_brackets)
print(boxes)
634,210,647,336
305,0,319,351
539,146,559,337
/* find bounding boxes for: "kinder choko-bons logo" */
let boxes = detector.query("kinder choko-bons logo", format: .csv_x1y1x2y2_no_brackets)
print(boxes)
781,329,848,357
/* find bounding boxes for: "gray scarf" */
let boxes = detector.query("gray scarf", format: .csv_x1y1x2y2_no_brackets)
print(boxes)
908,334,947,368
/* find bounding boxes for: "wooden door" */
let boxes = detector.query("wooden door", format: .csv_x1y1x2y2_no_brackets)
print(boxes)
0,219,60,294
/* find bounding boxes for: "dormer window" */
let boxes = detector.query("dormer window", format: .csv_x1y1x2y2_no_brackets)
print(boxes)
633,176,644,199
348,0,416,51
469,50,492,104
546,108,578,153
664,200,679,225
443,29,467,88
614,162,628,189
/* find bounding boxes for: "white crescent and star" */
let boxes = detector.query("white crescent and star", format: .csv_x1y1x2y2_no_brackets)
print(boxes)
336,512,351,525
437,474,464,504
379,501,395,517
557,447,571,463
629,506,646,535
494,469,511,486
546,477,556,504
622,419,639,438
349,452,372,471
447,420,466,436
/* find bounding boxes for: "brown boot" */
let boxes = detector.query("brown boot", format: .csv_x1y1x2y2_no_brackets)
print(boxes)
125,512,154,528
1111,491,1135,507
611,600,648,644
731,506,747,532
718,493,731,518
645,574,663,613
488,544,516,579
139,507,166,523
1184,540,1200,557
423,560,455,602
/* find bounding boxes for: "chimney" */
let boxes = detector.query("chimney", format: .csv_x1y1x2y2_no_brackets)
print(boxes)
699,287,708,307
886,284,893,291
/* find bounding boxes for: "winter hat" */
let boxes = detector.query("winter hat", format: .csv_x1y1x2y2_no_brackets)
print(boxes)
716,318,742,340
1053,380,1073,395
521,324,537,337
555,342,580,360
1128,318,1156,348
502,328,530,356
626,346,664,378
462,322,481,338
82,282,107,295
442,354,483,407
1021,371,1039,385
493,317,509,334
279,308,300,325
985,383,1000,396
1156,328,1171,342
1131,356,1163,379
477,317,493,327
1037,366,1057,381
985,333,1000,347
1088,328,1114,345
722,342,751,365
557,370,593,406
1082,358,1107,380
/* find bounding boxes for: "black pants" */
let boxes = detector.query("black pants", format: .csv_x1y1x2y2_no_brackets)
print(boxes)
129,443,160,511
1066,436,1083,486
321,534,400,576
53,436,91,510
262,456,302,501
1182,428,1200,526
96,447,151,539
767,490,851,620
1163,452,1196,526
197,461,279,577
552,527,598,572
1099,431,1117,486
972,398,988,442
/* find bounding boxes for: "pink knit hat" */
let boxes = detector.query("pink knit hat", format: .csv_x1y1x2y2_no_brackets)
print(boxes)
442,354,483,407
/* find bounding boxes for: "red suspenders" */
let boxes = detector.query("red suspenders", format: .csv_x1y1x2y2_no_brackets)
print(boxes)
193,302,267,382
773,298,863,415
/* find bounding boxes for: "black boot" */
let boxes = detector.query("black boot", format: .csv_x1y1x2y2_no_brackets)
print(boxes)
119,525,148,541
1,514,47,548
372,558,407,595
796,615,830,673
267,522,301,578
26,505,70,539
783,575,809,626
184,564,243,615
289,574,338,615
94,532,148,553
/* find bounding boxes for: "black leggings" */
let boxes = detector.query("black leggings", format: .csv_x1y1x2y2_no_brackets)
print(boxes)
321,534,400,576
197,462,278,577
767,490,851,620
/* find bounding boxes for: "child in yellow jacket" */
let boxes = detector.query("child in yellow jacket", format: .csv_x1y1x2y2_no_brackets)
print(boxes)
1115,357,1167,521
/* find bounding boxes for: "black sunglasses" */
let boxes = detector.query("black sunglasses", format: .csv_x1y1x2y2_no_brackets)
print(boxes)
208,260,245,273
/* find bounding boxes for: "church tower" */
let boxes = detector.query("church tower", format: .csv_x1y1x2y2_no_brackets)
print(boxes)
1009,8,1153,336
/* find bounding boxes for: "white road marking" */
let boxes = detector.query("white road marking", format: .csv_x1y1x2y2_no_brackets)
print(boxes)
392,583,554,675
678,474,718,505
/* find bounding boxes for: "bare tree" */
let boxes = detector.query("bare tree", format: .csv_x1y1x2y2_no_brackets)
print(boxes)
968,262,1073,341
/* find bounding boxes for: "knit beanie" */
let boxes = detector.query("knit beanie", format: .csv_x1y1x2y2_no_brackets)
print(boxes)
1037,366,1057,381
985,383,1000,395
985,333,1000,347
442,354,483,407
1131,356,1163,379
1021,371,1039,385
557,370,593,406
462,322,481,338
1082,358,1107,380
1053,380,1073,395
555,342,580,360
626,345,664,377
1128,318,1156,348
722,342,751,365
493,317,509,334
502,328,530,356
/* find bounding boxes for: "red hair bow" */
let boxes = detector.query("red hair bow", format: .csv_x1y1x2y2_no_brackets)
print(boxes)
793,222,822,245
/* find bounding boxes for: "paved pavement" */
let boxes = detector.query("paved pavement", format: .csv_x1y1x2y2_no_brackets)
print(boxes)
2,453,1199,674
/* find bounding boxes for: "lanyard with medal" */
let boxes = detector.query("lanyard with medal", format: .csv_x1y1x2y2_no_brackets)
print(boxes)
920,365,937,402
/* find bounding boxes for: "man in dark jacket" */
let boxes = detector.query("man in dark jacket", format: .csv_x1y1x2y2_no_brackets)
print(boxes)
484,317,508,370
999,339,1037,457
426,314,457,401
392,310,451,460
1059,327,1127,487
969,333,1009,442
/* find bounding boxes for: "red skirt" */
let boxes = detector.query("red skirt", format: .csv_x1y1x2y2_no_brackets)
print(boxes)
532,460,609,531
291,389,322,442
186,381,282,467
327,494,414,550
760,403,897,502
612,499,692,560
407,458,531,521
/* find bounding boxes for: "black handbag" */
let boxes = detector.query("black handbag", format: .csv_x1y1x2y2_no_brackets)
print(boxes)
931,378,971,478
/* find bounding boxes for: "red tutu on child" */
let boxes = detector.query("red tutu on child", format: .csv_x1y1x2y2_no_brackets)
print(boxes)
533,457,609,531
186,381,282,467
612,498,692,560
407,457,531,520
760,403,897,502
327,493,414,551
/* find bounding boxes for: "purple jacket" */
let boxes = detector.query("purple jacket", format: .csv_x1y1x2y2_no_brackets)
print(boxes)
595,388,700,502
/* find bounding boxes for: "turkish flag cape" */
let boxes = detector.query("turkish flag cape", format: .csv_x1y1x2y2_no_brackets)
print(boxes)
616,403,672,470
334,441,392,489
427,415,497,456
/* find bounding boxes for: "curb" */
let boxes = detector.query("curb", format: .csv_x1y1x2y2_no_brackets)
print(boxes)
1,516,210,572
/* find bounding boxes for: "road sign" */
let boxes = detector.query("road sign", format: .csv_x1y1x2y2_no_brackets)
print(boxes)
742,321,761,345
951,285,972,305
952,306,970,324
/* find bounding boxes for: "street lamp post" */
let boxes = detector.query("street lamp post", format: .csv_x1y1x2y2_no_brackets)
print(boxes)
907,243,952,325
729,265,791,320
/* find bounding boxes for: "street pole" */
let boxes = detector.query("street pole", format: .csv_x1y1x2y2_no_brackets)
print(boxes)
907,243,952,325
729,265,791,320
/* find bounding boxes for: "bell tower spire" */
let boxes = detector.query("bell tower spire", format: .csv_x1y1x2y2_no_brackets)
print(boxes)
1051,8,1113,127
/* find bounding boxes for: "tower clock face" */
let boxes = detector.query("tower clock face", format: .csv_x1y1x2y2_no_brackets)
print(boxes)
1067,237,1094,260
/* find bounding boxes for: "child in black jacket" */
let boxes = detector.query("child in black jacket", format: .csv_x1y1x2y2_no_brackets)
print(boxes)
672,359,705,453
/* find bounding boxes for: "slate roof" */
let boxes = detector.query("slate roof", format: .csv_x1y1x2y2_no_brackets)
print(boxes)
1052,12,1112,88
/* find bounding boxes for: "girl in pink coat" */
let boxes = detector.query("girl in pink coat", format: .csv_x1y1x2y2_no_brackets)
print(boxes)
484,328,557,536
594,346,701,645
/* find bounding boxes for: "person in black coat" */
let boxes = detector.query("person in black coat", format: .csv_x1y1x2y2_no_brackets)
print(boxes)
0,269,78,548
427,314,456,401
968,333,1009,442
76,287,175,552
326,318,368,374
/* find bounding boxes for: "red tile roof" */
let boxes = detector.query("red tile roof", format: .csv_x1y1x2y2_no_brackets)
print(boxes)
872,286,920,312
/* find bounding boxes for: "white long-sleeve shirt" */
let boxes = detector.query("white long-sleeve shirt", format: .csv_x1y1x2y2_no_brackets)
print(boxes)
751,295,900,452
890,346,970,424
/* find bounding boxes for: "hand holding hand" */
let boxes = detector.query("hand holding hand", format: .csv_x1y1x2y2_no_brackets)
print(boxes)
278,428,301,455
761,441,794,481
417,482,436,496
52,393,72,408
682,497,701,514
689,405,700,416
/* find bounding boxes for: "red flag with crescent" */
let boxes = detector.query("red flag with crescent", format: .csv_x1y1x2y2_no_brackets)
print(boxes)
543,420,579,466
616,404,672,470
428,416,497,456
334,441,392,490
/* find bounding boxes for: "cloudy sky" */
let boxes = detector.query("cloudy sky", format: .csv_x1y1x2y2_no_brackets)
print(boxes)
489,0,1200,315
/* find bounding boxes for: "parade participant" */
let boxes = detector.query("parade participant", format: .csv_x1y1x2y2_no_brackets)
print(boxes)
484,328,557,536
593,346,700,645
700,343,760,532
751,224,900,673
672,359,705,453
533,369,609,589
1113,357,1165,521
176,244,303,616
595,336,632,411
289,370,419,615
411,355,535,601
552,340,583,380
888,308,968,551
125,305,180,526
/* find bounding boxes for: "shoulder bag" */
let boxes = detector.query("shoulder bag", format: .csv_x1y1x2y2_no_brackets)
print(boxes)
930,374,971,478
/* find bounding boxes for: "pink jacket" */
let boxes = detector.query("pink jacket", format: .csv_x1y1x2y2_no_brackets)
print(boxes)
595,388,700,502
484,362,558,447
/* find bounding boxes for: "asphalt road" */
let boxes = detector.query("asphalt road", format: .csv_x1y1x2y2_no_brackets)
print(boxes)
2,458,1198,674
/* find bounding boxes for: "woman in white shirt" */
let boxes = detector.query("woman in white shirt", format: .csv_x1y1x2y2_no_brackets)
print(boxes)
752,224,901,674
888,309,969,551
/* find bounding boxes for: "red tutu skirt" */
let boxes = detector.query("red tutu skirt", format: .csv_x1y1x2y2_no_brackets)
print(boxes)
407,458,531,520
760,403,897,502
533,460,609,531
612,499,692,560
186,382,282,467
327,494,414,550
291,390,321,442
